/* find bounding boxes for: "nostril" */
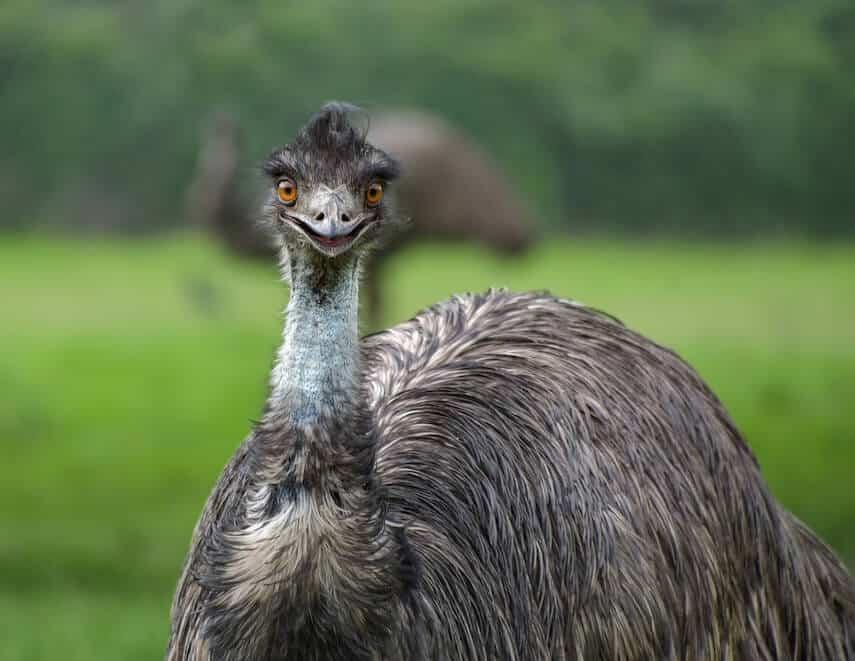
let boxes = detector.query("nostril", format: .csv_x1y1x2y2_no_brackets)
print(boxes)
340,212,351,223
314,211,325,222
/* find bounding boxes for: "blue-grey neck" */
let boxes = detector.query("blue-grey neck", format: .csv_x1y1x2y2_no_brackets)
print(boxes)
269,247,362,427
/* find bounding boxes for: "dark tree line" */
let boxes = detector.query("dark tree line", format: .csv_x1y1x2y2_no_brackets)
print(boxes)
1,0,853,236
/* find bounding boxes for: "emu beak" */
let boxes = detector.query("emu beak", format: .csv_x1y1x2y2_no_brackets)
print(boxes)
283,185,372,255
305,188,357,243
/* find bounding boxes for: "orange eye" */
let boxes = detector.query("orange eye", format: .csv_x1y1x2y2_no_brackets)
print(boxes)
276,179,297,204
366,182,384,206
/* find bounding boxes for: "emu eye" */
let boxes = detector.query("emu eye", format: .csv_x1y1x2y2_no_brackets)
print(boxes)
276,179,298,205
366,182,384,206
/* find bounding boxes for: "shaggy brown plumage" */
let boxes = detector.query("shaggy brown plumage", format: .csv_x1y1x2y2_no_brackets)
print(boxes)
167,104,855,660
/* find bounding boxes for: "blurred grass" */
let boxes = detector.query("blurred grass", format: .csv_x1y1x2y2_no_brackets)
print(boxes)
1,233,853,659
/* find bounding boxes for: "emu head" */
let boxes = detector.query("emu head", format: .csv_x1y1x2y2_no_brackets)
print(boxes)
263,102,402,260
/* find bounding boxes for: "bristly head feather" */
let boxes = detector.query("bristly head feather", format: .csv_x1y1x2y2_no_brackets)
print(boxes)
263,102,401,188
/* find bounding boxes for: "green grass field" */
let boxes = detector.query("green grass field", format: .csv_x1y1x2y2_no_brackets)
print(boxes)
1,234,853,659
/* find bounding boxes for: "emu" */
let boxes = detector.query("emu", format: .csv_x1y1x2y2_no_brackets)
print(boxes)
184,112,258,257
184,108,534,325
167,103,855,660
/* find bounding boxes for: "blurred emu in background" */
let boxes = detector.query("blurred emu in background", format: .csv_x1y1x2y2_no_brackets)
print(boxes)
184,109,535,324
184,112,262,258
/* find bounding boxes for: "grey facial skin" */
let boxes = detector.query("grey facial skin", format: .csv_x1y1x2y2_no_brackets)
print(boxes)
167,103,855,661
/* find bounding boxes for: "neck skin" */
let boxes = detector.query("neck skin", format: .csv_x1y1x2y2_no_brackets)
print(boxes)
269,245,362,428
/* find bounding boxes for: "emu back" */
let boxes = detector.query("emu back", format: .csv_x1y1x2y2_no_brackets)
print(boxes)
168,290,855,660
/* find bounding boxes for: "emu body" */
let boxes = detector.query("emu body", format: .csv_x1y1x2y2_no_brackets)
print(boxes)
168,105,855,660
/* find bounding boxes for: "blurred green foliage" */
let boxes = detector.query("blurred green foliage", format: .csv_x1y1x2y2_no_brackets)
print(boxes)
0,235,853,658
1,0,854,235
